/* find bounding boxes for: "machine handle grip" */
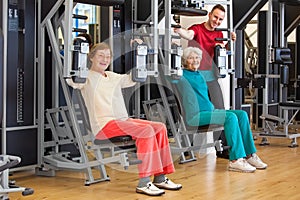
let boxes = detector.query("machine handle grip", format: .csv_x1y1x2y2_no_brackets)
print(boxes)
171,24,181,28
215,28,230,32
215,38,229,41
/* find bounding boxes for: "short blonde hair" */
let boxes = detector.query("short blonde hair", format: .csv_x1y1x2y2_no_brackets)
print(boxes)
181,47,203,68
88,42,112,60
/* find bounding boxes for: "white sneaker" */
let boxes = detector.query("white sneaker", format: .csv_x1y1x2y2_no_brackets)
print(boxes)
136,182,165,196
228,158,256,173
154,177,182,190
247,153,268,169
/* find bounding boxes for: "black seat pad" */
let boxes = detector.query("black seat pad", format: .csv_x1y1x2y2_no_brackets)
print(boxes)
94,135,133,145
186,124,223,132
279,102,300,107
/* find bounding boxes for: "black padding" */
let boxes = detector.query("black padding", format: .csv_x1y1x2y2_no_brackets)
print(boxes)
215,38,229,41
94,135,133,145
279,0,300,5
75,0,124,6
196,124,224,132
185,123,223,132
74,89,92,133
171,7,207,16
0,157,20,172
171,24,182,28
279,102,300,107
280,66,289,85
215,28,230,32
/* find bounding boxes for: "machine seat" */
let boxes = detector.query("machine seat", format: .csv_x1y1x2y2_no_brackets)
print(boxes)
279,102,300,108
195,124,224,132
94,135,133,145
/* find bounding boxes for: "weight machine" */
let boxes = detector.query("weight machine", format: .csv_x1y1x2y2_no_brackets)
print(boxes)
36,0,144,186
0,155,34,199
237,0,300,147
132,0,227,162
0,3,34,198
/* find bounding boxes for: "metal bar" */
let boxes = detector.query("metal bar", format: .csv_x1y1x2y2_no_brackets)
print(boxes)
41,0,64,26
45,20,64,74
262,0,273,130
228,0,235,109
63,0,74,78
152,0,158,75
108,6,114,71
37,0,45,166
288,109,299,125
1,0,8,154
279,3,286,118
164,0,171,76
233,0,265,30
33,0,37,127
5,125,38,131
285,15,300,36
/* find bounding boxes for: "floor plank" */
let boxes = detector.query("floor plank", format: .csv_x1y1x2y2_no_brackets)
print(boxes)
7,138,300,200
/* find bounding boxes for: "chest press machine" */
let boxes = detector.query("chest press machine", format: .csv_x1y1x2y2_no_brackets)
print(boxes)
142,85,224,164
139,44,224,164
38,38,144,186
134,1,225,163
36,0,144,186
39,38,147,186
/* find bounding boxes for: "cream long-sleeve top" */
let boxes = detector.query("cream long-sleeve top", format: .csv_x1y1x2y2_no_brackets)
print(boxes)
66,70,136,135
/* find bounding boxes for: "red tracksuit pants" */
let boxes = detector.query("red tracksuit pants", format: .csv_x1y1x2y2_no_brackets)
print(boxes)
96,118,175,178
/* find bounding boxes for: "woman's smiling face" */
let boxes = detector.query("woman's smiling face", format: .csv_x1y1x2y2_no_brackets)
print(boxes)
185,52,201,71
90,48,111,73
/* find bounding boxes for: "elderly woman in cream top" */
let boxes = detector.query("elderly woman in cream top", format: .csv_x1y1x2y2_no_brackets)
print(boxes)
66,42,181,196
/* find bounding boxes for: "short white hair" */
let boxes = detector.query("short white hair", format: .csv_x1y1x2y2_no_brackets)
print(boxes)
182,47,203,68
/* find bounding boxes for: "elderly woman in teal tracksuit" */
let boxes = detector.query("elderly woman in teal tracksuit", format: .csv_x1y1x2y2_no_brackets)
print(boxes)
170,46,268,173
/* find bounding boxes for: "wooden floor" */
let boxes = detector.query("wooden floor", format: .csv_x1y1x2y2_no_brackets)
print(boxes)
8,137,300,200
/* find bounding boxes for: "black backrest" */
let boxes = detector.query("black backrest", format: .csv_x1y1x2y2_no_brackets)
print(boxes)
73,89,93,136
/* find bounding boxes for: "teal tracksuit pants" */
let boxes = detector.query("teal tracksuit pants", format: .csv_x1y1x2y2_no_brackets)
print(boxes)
173,69,257,161
191,109,257,161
